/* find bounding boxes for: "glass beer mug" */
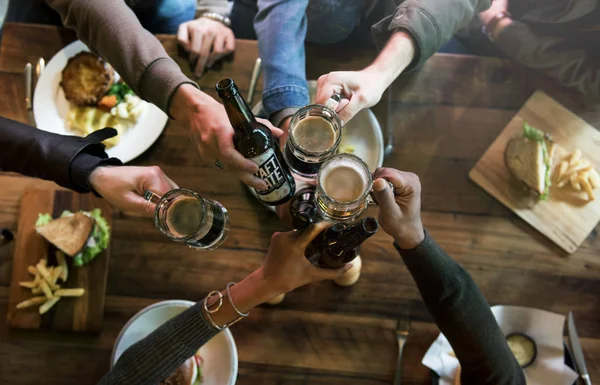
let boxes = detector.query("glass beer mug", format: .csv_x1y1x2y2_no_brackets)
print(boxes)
283,94,343,180
144,188,230,250
314,153,373,222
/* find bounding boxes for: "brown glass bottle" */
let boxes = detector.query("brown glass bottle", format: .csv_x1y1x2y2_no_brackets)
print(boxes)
305,216,378,269
216,78,296,205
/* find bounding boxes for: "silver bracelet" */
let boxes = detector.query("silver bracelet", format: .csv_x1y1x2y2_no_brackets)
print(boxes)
226,282,249,317
201,12,231,28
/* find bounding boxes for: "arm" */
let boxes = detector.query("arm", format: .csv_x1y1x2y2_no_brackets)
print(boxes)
316,0,492,123
371,168,525,385
0,116,119,192
46,0,196,115
98,222,350,385
494,22,600,100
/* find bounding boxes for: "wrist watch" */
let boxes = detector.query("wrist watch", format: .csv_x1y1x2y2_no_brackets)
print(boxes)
482,11,512,41
201,12,232,28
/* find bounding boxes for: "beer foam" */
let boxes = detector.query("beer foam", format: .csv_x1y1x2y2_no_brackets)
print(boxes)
319,157,369,202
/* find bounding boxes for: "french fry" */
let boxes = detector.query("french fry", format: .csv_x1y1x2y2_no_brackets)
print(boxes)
56,251,68,282
33,273,40,285
54,288,85,297
39,280,53,300
27,265,37,276
31,287,43,295
589,169,600,189
39,258,47,268
19,281,37,289
50,266,63,286
580,176,595,201
36,262,51,283
16,296,47,309
570,149,582,165
555,161,569,182
570,173,581,191
567,162,592,176
39,297,61,315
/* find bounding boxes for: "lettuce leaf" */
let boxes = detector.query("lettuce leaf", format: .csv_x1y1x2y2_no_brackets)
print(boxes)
74,208,110,267
35,213,53,227
523,122,545,143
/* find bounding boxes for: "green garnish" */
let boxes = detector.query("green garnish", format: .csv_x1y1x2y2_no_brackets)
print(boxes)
107,82,134,104
523,122,546,143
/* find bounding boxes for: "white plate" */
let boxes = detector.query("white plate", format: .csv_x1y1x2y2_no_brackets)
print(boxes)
111,300,238,385
33,40,168,163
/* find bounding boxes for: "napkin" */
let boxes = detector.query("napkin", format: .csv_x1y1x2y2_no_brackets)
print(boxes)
422,305,579,385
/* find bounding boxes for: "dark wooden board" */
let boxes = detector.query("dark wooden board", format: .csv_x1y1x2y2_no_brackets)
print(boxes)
6,187,112,332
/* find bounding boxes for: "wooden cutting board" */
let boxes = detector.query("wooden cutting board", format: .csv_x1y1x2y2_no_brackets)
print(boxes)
469,91,600,254
6,187,112,332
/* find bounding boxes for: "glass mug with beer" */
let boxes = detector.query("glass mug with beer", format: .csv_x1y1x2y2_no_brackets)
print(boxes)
315,153,374,222
144,188,229,250
283,95,343,180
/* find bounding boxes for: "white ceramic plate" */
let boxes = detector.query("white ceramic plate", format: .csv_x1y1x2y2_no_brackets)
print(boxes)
111,300,238,385
33,40,168,163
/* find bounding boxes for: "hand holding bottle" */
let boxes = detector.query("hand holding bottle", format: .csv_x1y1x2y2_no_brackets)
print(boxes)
370,167,425,249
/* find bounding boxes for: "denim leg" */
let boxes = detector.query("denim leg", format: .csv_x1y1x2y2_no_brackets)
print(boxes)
133,0,196,34
231,0,258,40
254,0,311,118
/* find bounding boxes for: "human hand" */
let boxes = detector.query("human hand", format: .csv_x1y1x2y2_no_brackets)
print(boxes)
177,17,235,77
89,165,178,216
315,68,387,124
479,0,510,37
370,167,425,249
169,85,283,190
258,222,353,296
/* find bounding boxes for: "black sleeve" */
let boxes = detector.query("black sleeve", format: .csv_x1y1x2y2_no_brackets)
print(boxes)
395,232,525,385
0,116,122,193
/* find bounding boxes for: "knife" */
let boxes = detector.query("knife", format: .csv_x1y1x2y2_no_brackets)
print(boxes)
568,312,592,385
247,58,262,106
393,317,411,385
24,63,35,126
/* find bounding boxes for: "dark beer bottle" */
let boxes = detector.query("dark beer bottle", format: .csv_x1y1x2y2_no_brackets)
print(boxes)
305,217,378,269
216,78,296,205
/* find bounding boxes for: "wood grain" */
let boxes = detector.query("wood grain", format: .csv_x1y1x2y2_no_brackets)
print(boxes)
6,187,113,332
469,91,600,253
0,22,599,385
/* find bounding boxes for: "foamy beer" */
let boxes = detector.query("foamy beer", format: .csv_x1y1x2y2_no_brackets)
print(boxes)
283,98,342,179
315,154,373,222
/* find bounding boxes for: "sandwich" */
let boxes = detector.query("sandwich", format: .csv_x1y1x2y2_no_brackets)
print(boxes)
160,354,203,385
504,123,555,200
36,209,110,267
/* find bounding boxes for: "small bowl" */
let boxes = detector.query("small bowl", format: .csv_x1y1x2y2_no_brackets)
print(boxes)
111,300,238,385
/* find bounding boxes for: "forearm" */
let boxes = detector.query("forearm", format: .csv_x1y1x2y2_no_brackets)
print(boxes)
46,0,197,114
396,232,524,384
372,0,491,70
255,0,310,118
99,268,278,385
364,31,415,94
0,117,119,192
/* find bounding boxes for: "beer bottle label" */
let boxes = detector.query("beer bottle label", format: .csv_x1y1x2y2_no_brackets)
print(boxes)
251,149,292,202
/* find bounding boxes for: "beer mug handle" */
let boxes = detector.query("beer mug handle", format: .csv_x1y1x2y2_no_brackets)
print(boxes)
324,93,342,111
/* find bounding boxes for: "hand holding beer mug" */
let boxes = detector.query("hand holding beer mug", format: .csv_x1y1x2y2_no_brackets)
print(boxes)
144,188,230,250
370,168,425,250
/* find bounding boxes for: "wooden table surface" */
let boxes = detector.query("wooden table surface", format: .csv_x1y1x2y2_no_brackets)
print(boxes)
1,22,600,384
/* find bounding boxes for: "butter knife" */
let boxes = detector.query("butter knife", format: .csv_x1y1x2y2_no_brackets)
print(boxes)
394,317,411,385
24,63,35,126
247,58,262,106
568,312,592,385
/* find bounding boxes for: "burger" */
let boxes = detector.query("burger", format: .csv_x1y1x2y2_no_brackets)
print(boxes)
504,122,555,201
160,354,203,385
36,209,110,267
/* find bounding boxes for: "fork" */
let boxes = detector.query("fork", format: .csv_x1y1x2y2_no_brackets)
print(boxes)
394,317,411,385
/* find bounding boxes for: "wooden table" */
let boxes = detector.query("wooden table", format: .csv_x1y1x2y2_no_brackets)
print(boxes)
1,22,600,384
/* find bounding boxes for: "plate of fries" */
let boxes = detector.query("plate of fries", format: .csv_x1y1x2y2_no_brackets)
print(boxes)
16,252,85,315
554,148,599,202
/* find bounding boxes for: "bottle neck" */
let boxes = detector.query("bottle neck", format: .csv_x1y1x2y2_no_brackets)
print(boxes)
323,217,378,254
218,81,256,137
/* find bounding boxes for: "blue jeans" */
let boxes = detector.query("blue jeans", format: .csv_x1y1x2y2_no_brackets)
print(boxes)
231,0,365,119
6,0,196,34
